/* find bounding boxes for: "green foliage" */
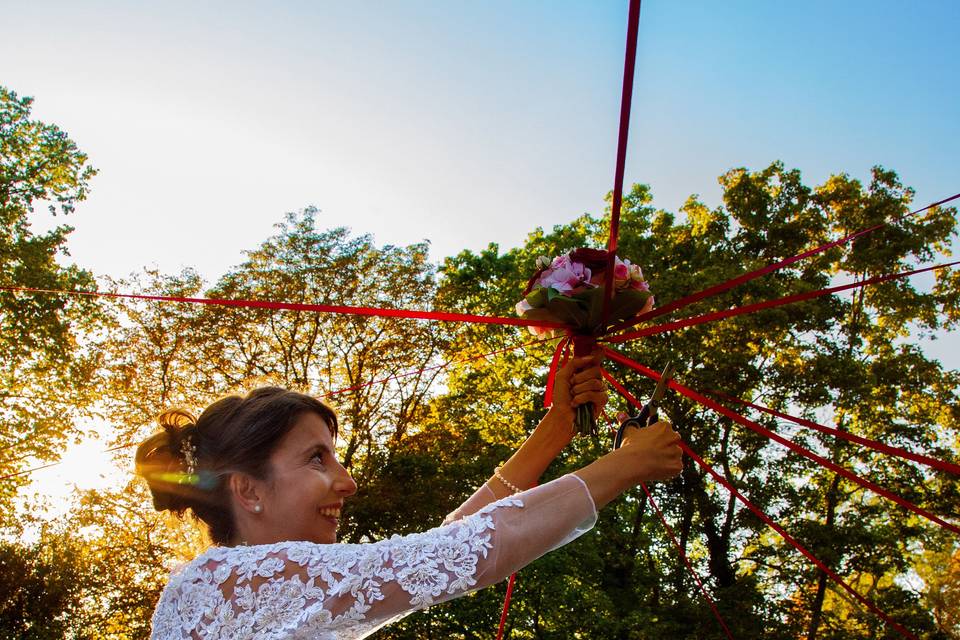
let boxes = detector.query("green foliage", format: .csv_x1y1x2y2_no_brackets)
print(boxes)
0,481,204,640
0,86,101,513
0,531,94,639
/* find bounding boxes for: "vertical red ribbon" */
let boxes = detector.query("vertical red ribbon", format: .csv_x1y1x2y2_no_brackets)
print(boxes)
543,335,571,407
600,0,643,330
495,573,518,640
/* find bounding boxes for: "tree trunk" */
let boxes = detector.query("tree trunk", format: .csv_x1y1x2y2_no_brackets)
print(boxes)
806,471,842,640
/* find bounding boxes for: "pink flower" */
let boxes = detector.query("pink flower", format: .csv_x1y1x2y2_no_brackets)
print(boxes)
613,259,629,280
550,254,573,271
611,257,647,291
537,254,592,294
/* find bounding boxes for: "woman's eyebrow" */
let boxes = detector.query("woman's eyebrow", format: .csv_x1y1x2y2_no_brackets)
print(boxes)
301,443,333,457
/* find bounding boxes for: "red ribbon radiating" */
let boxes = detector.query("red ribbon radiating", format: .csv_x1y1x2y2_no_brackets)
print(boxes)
0,336,562,482
607,192,960,335
707,390,960,477
543,335,571,408
600,0,643,331
495,573,518,640
602,371,735,638
681,445,917,640
607,363,917,640
640,483,735,640
602,347,960,535
0,285,566,331
606,259,960,343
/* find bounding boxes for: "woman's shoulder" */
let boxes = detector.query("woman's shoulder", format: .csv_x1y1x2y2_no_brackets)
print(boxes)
170,539,377,585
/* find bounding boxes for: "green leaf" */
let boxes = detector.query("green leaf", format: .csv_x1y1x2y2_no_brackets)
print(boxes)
603,289,652,326
521,307,564,325
544,296,589,328
524,287,549,308
545,287,567,302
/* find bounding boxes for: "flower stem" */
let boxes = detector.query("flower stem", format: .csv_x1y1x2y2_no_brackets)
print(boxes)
575,402,597,436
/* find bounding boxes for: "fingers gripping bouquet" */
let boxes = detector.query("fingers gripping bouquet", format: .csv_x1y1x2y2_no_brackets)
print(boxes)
516,248,654,436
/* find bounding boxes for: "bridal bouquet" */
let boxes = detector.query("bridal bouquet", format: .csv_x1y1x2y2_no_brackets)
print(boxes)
516,248,653,435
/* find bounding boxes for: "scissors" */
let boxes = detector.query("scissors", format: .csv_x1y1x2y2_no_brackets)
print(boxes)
613,362,675,450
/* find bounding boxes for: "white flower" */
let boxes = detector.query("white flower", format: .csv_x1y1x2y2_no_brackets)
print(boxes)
515,299,534,315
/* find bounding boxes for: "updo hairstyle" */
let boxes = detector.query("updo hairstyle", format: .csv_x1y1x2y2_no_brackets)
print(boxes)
135,386,338,546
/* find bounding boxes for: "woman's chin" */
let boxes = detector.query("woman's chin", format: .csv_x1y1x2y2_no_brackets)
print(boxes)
310,530,337,544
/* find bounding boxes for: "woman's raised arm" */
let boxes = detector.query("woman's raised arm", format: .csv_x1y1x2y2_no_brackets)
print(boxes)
443,351,606,524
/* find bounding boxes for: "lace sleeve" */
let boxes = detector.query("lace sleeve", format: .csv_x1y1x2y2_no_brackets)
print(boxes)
441,483,498,525
150,474,597,640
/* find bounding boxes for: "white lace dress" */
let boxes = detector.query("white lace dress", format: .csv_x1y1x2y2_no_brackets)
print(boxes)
149,473,597,639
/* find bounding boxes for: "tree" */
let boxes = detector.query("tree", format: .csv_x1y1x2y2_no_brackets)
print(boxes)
428,164,959,638
0,86,101,510
16,161,956,639
94,209,459,548
0,531,94,639
0,480,205,640
920,542,960,638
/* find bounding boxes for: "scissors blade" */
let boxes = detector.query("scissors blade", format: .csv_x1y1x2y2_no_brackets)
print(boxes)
647,362,675,411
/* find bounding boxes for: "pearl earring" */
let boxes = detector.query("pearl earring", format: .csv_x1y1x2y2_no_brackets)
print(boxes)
254,504,262,513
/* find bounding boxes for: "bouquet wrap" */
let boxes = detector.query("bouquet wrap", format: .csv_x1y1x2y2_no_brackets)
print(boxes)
516,248,654,435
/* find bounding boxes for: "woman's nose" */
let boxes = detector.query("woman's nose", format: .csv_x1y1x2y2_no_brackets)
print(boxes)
336,467,358,497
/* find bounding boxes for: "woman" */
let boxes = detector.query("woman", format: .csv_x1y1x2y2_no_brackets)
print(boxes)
136,353,683,639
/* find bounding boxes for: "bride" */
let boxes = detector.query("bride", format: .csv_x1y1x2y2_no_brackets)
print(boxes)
136,352,683,639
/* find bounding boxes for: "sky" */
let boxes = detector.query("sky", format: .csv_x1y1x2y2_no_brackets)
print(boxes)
3,0,959,502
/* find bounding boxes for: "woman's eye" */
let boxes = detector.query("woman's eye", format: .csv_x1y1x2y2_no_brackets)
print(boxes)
311,453,327,467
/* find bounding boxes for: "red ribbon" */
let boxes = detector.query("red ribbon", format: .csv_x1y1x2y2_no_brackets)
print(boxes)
707,390,960,477
543,336,571,408
681,445,917,640
495,573,517,640
606,259,960,343
601,369,640,407
607,192,960,335
607,359,917,640
496,479,540,640
640,483,735,640
602,347,960,535
0,286,566,331
600,0,643,331
598,391,735,637
0,336,561,481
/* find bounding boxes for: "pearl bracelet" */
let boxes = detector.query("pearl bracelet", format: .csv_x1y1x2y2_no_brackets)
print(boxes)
494,466,522,494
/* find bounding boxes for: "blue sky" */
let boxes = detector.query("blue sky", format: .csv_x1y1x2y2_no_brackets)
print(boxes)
3,1,958,338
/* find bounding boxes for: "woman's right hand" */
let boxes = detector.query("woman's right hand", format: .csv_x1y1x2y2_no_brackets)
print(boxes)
572,419,684,509
618,420,684,482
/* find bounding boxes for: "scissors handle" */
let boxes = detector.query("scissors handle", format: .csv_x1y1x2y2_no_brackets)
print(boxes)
613,404,659,450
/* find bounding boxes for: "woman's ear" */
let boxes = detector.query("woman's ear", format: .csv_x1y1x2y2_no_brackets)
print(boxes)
229,472,264,514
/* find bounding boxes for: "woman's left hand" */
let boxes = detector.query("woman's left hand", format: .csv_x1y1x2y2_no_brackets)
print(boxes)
549,350,607,426
488,349,608,493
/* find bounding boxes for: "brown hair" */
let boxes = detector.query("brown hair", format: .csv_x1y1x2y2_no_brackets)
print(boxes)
135,386,338,546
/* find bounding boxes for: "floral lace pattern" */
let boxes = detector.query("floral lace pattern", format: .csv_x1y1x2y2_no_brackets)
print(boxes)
149,474,597,640
151,498,520,639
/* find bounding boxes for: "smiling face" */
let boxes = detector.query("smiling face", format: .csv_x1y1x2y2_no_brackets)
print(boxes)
240,411,357,545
